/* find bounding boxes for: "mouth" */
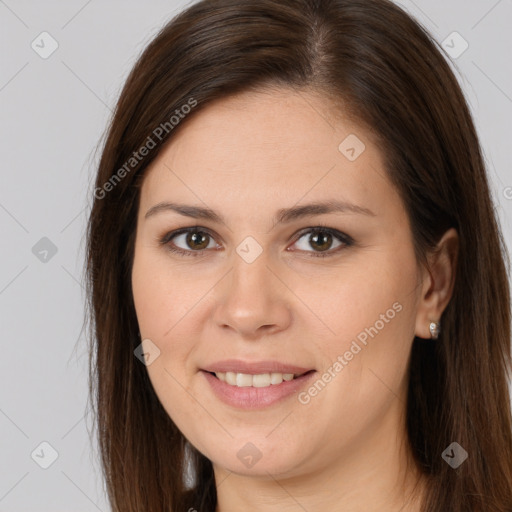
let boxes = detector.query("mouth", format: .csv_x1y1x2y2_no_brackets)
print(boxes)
206,369,315,388
201,367,317,409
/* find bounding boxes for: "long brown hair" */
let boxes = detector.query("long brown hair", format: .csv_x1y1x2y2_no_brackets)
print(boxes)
84,0,512,510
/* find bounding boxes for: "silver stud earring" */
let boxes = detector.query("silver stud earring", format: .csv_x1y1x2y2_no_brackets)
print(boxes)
429,321,441,340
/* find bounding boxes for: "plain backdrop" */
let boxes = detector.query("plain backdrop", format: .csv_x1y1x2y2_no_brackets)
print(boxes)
1,0,511,510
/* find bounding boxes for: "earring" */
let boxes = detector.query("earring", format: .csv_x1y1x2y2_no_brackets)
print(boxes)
429,321,441,340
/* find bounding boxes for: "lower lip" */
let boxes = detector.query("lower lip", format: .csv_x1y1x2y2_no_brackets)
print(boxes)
201,370,316,409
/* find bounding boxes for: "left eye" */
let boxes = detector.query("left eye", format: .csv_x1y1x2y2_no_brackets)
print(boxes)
291,228,350,255
160,226,353,258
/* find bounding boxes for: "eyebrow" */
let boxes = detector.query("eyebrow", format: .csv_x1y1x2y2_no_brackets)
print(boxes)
144,199,375,225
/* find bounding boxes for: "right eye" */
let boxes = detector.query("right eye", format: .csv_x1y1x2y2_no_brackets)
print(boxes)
159,227,219,257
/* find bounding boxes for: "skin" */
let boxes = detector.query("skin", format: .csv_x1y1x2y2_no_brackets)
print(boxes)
131,87,458,511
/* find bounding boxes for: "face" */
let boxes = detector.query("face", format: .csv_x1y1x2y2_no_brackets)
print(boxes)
131,87,424,479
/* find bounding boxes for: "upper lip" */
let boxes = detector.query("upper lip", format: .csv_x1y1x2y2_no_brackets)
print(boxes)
202,359,314,375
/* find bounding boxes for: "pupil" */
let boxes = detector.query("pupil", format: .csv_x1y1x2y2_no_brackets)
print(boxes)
311,231,331,251
187,231,208,249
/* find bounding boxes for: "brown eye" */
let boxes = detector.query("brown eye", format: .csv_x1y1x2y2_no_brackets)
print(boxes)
290,227,353,257
308,230,334,252
160,225,353,259
161,228,217,257
184,231,210,250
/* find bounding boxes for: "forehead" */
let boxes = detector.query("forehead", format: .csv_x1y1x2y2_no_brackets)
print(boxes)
139,88,398,222
162,88,360,163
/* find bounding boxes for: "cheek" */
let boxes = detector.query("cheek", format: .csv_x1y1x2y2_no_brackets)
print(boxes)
295,277,417,454
131,251,204,439
303,255,416,348
131,247,215,400
131,260,168,340
131,246,205,341
304,249,419,398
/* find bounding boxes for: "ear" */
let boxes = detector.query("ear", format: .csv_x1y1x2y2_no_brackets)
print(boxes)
414,228,459,340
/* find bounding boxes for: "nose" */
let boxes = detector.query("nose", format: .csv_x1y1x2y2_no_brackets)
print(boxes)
211,247,292,339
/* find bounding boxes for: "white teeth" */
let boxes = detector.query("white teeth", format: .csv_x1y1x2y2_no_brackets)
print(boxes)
236,373,253,387
270,372,283,385
214,371,298,387
225,372,236,385
252,373,271,387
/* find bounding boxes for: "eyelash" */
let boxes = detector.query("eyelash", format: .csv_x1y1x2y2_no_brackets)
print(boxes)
158,223,354,259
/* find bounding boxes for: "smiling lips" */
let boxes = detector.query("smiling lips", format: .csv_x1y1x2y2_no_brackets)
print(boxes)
201,359,316,408
202,359,312,387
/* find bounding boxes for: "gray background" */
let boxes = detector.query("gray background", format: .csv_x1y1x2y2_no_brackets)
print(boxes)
1,0,511,510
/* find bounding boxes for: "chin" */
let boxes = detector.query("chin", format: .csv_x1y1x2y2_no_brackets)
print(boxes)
205,437,311,478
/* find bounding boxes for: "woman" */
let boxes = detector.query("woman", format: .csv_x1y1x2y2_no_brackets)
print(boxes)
84,0,512,510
